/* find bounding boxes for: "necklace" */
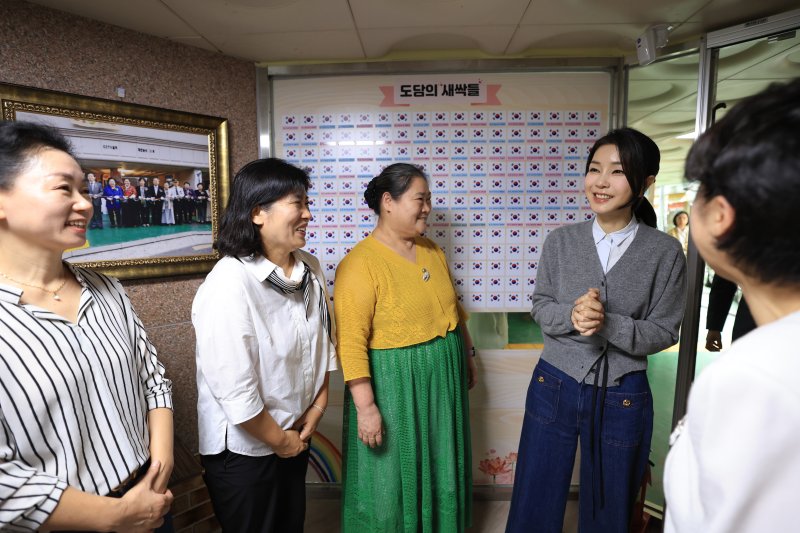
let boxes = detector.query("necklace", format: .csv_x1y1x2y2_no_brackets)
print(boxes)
0,270,68,301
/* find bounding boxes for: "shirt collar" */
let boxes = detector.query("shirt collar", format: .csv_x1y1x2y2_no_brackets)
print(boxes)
0,262,91,321
239,252,305,283
592,216,638,246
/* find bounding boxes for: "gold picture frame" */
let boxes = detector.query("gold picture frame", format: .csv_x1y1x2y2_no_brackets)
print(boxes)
0,83,229,280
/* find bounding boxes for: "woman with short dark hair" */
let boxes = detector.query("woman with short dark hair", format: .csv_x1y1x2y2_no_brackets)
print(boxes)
0,121,173,531
665,78,800,533
335,162,477,532
192,158,337,532
103,176,123,228
668,210,690,254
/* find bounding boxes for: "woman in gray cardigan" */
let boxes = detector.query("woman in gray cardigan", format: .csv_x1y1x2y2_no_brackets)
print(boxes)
506,128,686,533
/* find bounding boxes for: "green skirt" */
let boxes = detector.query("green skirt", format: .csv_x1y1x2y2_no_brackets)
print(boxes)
342,329,473,532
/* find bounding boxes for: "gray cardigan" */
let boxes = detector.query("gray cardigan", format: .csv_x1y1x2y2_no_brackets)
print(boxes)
531,219,687,385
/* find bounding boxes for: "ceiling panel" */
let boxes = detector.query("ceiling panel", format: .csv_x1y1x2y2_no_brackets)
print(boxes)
207,30,365,61
688,0,799,27
349,0,530,28
27,0,198,38
520,0,703,25
359,26,517,57
163,0,355,34
506,24,644,55
169,36,222,54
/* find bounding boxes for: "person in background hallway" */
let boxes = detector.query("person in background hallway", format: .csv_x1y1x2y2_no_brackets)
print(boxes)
335,163,477,532
86,172,103,229
138,177,151,227
182,181,196,223
173,180,186,224
195,181,209,223
0,121,174,531
150,176,165,225
664,78,800,533
162,178,177,225
705,273,756,351
121,177,138,227
193,158,337,533
103,177,122,228
506,128,686,533
668,210,690,254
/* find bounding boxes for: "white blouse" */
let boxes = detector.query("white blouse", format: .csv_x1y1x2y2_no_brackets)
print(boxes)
664,310,800,532
192,250,338,456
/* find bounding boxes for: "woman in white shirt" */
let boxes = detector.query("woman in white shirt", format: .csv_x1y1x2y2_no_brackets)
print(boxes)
192,158,337,533
161,179,178,225
664,79,800,532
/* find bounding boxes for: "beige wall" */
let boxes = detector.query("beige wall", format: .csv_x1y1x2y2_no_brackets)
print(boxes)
0,0,259,451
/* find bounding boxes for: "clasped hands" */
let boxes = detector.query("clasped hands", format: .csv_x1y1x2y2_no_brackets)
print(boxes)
571,288,605,336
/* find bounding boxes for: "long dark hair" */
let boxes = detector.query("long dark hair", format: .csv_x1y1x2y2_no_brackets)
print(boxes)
215,158,310,257
585,127,660,228
0,121,74,190
364,163,427,215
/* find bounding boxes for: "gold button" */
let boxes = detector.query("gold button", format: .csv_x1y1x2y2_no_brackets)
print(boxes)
537,376,544,383
622,399,631,407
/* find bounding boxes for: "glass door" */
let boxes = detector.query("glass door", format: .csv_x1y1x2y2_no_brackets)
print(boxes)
672,7,800,425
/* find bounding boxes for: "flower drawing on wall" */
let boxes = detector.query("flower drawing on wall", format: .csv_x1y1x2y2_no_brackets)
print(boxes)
478,449,512,484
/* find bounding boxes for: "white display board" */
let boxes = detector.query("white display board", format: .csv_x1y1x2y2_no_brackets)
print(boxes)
273,72,610,311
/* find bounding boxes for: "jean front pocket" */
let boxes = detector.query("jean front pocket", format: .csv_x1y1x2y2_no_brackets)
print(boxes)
602,391,649,447
526,365,561,424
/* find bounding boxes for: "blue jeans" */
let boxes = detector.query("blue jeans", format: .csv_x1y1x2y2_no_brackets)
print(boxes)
506,359,653,533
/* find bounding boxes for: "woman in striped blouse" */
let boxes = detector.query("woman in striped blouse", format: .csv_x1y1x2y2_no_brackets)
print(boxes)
0,121,174,531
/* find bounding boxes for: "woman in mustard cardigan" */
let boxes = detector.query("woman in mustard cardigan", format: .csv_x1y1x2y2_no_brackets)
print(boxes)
335,163,477,532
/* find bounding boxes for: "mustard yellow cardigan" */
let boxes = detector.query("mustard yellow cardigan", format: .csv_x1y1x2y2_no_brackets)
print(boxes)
334,235,467,381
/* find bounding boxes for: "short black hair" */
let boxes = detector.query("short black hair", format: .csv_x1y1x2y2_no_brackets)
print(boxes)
686,78,800,286
215,158,310,258
672,210,689,227
364,163,426,215
0,121,74,190
586,127,660,227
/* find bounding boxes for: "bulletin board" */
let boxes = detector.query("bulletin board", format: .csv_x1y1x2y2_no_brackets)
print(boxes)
272,71,610,312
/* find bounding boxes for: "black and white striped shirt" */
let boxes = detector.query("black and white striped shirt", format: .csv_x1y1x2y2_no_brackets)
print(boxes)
0,265,172,531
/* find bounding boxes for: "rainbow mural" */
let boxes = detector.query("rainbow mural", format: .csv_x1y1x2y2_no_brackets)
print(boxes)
308,430,342,483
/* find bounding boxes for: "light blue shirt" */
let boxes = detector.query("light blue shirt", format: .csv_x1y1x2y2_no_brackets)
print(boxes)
592,216,639,273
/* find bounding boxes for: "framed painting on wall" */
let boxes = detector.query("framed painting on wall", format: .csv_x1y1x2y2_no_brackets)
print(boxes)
0,82,229,279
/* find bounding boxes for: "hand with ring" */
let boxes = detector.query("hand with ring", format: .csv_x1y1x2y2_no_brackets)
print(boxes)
356,403,384,448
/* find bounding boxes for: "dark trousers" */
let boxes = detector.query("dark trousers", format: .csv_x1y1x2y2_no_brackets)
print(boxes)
107,208,120,227
152,202,163,225
202,449,310,533
506,359,653,533
90,200,103,228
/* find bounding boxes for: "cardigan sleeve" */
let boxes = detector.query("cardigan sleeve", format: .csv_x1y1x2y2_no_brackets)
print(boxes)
598,245,686,356
530,231,576,336
334,252,377,381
